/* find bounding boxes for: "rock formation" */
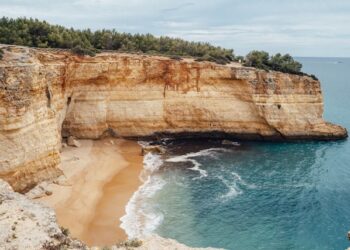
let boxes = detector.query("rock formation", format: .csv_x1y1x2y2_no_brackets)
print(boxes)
0,45,347,192
0,179,219,250
0,180,85,250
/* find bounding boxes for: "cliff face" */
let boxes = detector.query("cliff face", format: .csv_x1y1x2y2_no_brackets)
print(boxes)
0,45,347,191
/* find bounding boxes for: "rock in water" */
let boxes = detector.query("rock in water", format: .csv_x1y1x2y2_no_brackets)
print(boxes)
222,140,240,146
142,145,166,155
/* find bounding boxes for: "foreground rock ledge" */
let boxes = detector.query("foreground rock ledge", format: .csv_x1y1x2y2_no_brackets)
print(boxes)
0,45,347,192
0,179,221,250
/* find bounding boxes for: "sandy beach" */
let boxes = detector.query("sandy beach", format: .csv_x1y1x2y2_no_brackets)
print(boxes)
38,138,143,247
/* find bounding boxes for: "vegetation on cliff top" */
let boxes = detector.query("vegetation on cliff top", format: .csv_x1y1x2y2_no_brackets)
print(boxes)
242,50,317,79
0,17,312,77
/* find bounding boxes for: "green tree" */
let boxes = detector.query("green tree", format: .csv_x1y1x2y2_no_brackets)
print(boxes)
0,16,307,76
244,50,270,70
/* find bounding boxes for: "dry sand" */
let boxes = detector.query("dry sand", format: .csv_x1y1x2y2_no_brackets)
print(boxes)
38,138,143,247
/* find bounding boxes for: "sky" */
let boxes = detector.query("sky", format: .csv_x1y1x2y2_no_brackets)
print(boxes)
0,0,349,57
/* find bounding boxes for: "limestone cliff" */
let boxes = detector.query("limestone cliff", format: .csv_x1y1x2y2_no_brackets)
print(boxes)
0,45,347,192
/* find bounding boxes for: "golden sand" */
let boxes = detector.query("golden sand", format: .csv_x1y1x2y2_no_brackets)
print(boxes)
38,138,143,247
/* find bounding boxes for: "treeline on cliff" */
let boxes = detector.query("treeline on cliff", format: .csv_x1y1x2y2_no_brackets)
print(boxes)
0,17,310,77
0,17,233,64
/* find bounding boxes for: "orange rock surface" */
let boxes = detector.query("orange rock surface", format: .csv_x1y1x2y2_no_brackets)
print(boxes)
0,45,347,191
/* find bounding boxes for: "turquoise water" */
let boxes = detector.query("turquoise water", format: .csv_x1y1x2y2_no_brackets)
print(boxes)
147,58,350,250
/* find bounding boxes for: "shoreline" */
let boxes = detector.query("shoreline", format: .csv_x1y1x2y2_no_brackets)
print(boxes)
37,138,143,247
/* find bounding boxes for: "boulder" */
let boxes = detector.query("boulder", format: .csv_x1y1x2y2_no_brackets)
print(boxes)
222,140,240,146
67,136,81,147
53,175,71,186
141,145,166,155
25,181,53,199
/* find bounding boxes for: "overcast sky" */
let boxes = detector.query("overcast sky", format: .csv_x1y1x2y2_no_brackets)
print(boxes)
0,0,349,57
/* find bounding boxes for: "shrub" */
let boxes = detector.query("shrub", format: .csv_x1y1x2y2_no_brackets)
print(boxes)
0,17,312,76
116,238,142,248
243,50,303,74
195,54,231,65
0,48,3,60
269,53,302,74
169,55,183,61
0,17,234,63
71,45,96,57
244,50,270,70
310,74,319,81
60,226,70,236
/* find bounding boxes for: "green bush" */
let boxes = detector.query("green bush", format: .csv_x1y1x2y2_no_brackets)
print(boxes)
0,16,312,76
0,17,234,63
0,48,3,60
169,55,183,61
244,50,303,74
310,74,319,81
60,226,70,236
244,50,270,70
269,53,302,74
71,45,96,57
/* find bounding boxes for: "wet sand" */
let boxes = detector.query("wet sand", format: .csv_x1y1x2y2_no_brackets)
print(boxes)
38,138,143,247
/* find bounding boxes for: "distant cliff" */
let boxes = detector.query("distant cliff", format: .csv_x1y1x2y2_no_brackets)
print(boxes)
0,45,347,192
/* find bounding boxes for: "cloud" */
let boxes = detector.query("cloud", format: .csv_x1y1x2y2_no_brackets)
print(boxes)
161,2,195,12
0,0,349,57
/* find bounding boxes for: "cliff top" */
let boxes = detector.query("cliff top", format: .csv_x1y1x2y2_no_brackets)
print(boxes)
1,44,318,83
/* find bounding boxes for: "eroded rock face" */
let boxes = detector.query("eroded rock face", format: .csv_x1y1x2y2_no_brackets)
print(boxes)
0,45,347,192
0,180,86,250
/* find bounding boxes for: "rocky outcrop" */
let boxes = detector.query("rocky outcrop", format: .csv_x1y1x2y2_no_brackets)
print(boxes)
0,180,85,250
0,179,219,250
139,235,222,250
0,45,347,192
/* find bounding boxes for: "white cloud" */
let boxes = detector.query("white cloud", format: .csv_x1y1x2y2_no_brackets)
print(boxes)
0,0,349,57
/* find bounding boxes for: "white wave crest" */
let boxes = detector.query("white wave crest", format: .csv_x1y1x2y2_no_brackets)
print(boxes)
217,175,242,201
143,153,163,172
120,152,166,239
166,148,228,179
231,172,257,189
217,170,257,202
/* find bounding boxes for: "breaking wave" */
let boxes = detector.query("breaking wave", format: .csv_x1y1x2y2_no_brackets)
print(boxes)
166,148,229,179
217,172,256,202
120,152,166,239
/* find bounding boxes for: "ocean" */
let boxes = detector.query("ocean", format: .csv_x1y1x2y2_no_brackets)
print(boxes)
121,57,350,250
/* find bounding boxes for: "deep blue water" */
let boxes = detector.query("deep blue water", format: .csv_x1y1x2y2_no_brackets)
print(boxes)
148,58,350,250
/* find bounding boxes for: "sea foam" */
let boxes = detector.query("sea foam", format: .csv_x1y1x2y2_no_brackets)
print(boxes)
166,148,229,179
120,152,166,239
216,171,257,202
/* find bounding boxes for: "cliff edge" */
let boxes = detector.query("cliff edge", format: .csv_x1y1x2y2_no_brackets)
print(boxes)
0,45,347,192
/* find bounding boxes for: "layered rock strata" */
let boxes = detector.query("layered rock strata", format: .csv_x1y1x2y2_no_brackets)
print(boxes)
0,45,347,191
